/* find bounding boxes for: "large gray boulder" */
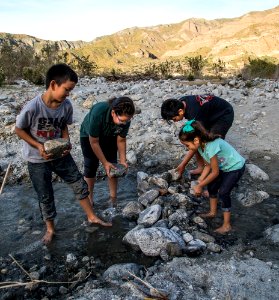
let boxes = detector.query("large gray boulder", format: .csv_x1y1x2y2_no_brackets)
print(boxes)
125,227,186,258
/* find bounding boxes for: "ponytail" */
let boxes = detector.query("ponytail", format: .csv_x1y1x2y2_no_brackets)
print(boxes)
179,120,221,142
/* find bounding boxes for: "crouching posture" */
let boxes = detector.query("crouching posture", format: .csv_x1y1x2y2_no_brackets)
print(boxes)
179,120,245,234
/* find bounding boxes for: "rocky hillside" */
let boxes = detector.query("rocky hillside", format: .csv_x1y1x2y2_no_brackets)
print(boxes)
0,33,86,52
1,5,278,70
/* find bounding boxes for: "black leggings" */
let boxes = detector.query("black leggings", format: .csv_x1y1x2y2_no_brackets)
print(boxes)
207,164,245,211
80,136,117,178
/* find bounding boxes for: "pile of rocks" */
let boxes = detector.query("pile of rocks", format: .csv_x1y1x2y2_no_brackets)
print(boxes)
119,162,270,261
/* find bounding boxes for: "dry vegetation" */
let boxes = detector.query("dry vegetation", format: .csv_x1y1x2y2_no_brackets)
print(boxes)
0,5,278,84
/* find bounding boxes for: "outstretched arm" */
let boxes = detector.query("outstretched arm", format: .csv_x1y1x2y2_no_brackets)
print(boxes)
117,136,128,168
176,149,196,176
89,136,116,177
198,161,211,182
194,155,219,196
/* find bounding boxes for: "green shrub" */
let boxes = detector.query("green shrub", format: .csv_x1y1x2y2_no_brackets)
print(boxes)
143,63,158,78
70,54,98,77
22,67,44,85
0,67,5,86
245,80,253,88
184,55,206,78
211,59,226,78
187,73,195,81
242,57,278,79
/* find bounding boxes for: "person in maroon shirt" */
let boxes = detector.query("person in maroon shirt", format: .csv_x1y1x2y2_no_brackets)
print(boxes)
161,94,234,177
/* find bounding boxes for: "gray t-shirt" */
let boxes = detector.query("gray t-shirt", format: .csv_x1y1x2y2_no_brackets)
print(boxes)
16,94,73,163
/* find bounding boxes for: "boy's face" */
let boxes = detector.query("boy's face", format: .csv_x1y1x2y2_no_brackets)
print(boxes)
51,80,76,103
172,114,184,122
172,108,184,122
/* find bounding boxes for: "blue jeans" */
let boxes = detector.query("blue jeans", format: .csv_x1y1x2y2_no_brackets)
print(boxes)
28,154,89,221
207,164,245,211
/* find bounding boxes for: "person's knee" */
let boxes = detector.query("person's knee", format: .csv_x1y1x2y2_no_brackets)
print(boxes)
207,185,218,197
84,165,97,178
39,193,54,204
84,157,98,178
70,177,89,200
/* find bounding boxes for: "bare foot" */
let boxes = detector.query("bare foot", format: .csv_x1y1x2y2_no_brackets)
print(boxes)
214,225,232,234
88,216,112,227
189,167,203,175
42,230,55,245
199,212,217,218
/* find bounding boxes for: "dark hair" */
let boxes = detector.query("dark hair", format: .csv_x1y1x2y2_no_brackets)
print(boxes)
108,97,135,116
179,120,221,143
161,98,184,120
45,63,78,89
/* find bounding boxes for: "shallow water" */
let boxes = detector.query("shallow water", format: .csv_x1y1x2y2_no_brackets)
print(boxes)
206,151,279,261
0,152,278,267
0,172,154,268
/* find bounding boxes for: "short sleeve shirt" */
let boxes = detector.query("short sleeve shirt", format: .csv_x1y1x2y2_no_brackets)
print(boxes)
198,138,245,172
15,94,73,163
180,95,233,130
80,102,130,138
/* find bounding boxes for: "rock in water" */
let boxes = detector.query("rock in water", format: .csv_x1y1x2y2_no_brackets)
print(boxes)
44,138,70,159
109,163,127,178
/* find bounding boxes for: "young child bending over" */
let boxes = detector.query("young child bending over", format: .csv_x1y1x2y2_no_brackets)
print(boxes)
179,120,245,234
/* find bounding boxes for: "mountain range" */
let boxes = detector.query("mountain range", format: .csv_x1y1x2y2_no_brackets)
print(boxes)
1,5,278,72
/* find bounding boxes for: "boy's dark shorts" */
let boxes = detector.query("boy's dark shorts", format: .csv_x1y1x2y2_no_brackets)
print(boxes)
80,136,118,178
209,109,234,138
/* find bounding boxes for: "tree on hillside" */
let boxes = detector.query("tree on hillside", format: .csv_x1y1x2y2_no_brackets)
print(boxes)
71,53,98,77
0,40,20,82
0,39,35,83
184,55,207,79
211,59,226,78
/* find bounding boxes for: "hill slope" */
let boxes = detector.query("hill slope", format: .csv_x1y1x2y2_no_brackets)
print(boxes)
0,6,278,71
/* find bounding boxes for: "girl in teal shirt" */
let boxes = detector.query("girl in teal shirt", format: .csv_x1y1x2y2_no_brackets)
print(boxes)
179,120,245,234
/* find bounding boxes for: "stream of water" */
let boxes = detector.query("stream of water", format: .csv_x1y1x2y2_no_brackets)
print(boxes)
0,172,154,267
0,152,278,268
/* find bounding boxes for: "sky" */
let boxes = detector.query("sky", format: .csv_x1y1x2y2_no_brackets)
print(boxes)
0,0,278,42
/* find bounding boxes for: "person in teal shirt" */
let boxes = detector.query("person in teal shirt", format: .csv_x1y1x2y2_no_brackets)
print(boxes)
80,97,135,207
179,120,245,234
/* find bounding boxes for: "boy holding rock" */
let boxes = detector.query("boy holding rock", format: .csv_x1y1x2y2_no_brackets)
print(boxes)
15,63,111,244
